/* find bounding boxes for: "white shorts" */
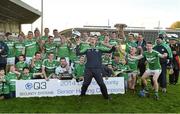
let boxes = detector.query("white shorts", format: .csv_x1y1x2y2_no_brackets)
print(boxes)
7,57,15,65
25,57,32,65
128,72,138,79
144,69,162,79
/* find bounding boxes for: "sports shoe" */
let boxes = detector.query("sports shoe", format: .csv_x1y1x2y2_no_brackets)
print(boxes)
154,92,159,100
162,88,167,93
143,89,150,97
105,96,112,100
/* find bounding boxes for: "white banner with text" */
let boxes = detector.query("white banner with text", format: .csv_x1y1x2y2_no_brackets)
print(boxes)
16,77,124,98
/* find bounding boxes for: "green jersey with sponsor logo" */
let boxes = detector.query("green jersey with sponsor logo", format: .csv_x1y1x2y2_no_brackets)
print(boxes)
57,43,70,58
14,42,25,57
42,59,59,77
6,72,18,92
20,73,33,80
4,40,15,57
44,42,57,56
125,41,137,53
112,62,129,80
80,43,90,51
0,76,5,94
40,36,48,41
2,78,10,94
109,39,119,46
74,64,85,78
24,39,38,57
97,43,112,65
16,61,28,72
112,60,123,71
69,45,78,62
98,35,105,42
143,50,162,70
0,76,10,94
31,60,42,73
126,54,139,71
119,64,129,80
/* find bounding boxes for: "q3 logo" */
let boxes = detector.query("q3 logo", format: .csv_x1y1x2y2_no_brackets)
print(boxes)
25,83,33,90
25,82,47,90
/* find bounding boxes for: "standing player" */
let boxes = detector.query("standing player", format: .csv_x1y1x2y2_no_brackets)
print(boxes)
43,36,57,58
4,33,15,72
76,35,116,99
14,34,25,64
131,42,167,100
126,47,139,92
24,31,38,64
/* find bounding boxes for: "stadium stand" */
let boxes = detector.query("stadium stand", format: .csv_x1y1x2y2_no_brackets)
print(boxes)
0,0,41,33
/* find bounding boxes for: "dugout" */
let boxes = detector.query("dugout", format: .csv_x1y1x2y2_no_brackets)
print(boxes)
0,0,41,34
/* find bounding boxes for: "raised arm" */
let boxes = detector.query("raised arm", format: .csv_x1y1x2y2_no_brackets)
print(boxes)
99,45,116,53
76,44,88,56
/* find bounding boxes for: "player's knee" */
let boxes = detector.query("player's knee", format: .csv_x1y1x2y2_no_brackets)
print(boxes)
141,76,145,80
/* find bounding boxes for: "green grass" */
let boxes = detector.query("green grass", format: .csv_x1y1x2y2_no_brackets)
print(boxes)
0,83,180,113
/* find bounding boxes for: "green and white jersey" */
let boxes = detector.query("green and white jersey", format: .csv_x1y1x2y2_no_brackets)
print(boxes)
44,42,57,56
143,50,162,70
112,61,129,80
4,40,15,57
109,39,119,46
80,43,90,50
42,59,59,77
14,42,25,57
0,76,10,94
57,43,70,58
102,55,112,65
31,60,42,73
125,41,137,53
73,64,85,78
126,54,139,71
112,61,123,71
6,72,18,92
20,73,33,80
24,39,38,57
98,35,105,42
33,37,40,42
40,36,48,41
0,76,5,94
69,45,77,62
2,79,10,94
118,64,129,80
16,61,28,72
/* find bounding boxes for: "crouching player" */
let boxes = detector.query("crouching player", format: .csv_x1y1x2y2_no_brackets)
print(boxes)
20,67,43,80
0,68,13,99
131,42,167,100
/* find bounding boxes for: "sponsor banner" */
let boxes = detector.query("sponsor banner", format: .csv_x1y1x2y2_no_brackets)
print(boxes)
16,77,124,98
16,79,58,97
